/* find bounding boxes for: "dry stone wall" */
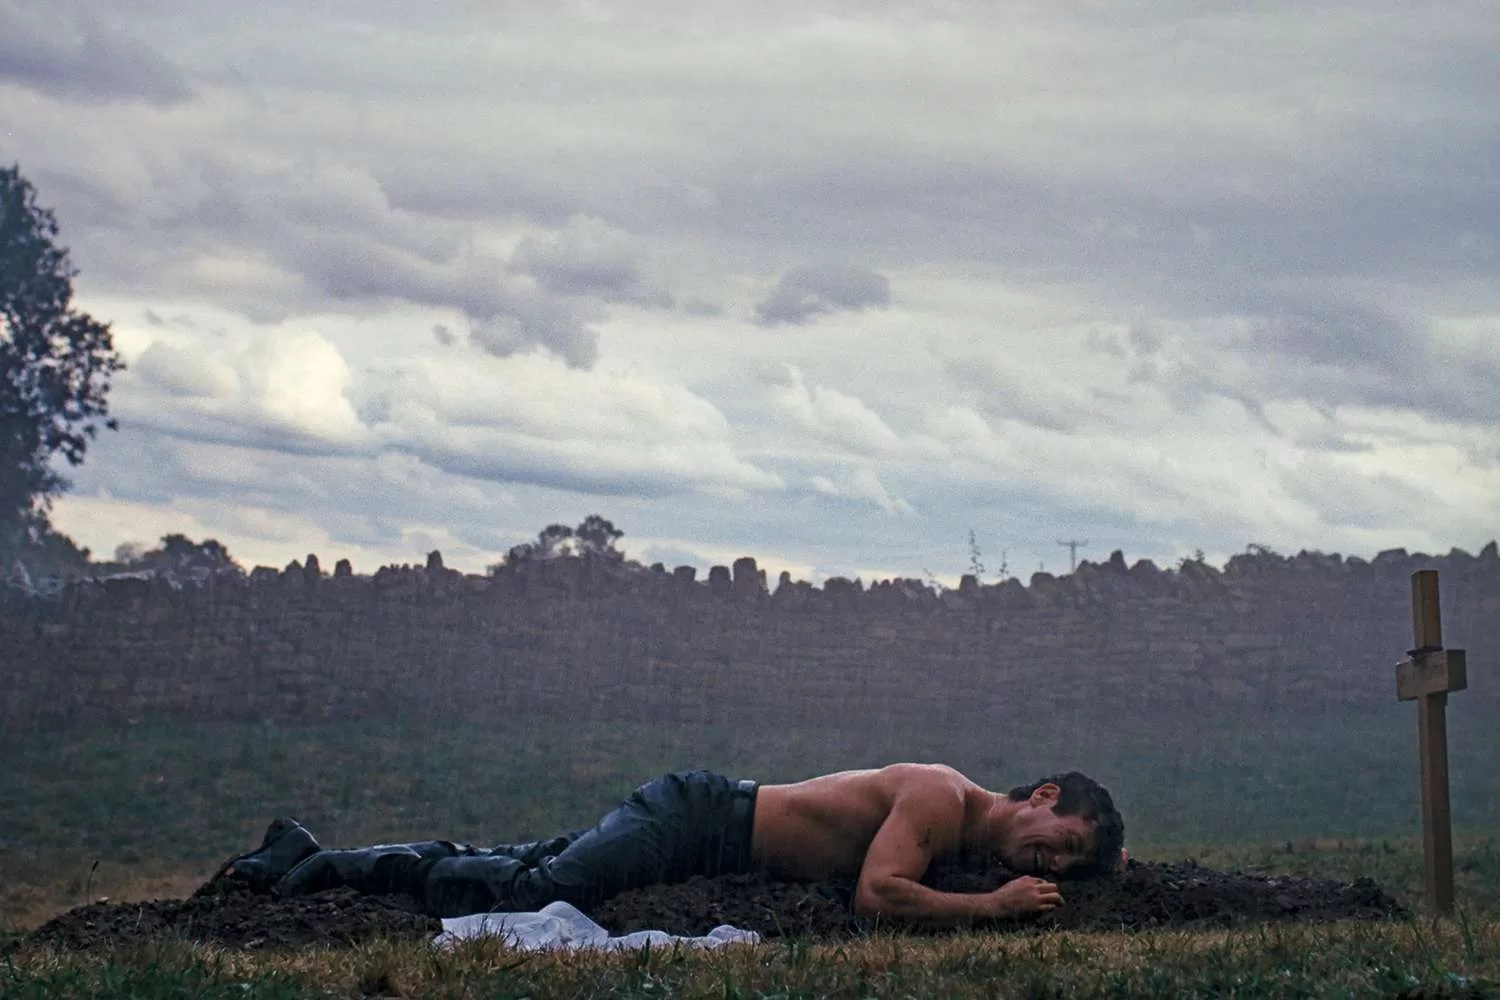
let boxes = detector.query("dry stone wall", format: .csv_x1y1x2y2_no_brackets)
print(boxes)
2,545,1498,732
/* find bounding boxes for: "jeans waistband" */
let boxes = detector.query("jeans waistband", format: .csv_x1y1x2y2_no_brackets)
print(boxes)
729,778,758,825
723,778,758,873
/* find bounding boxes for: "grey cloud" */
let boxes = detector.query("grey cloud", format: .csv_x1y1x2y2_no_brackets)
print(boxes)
389,443,735,501
52,154,606,367
467,287,602,369
753,265,891,326
941,357,1089,433
0,3,192,105
511,216,670,307
1084,329,1128,358
13,2,1499,427
24,3,1496,341
447,523,523,554
680,297,723,317
1125,300,1500,427
112,400,369,462
133,342,235,399
71,430,518,545
1277,458,1437,532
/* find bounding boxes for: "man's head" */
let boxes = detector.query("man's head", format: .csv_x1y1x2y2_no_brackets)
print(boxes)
1001,771,1125,878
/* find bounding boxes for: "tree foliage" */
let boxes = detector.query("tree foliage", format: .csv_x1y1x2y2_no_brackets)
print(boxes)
1,164,123,558
104,534,242,577
500,515,626,567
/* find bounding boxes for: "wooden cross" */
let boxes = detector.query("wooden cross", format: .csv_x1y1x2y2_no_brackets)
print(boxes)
1395,569,1467,916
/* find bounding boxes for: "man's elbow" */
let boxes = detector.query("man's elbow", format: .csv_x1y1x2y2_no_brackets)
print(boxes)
853,880,900,919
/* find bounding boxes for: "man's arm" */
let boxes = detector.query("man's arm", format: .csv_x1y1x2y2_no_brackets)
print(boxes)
853,770,1062,927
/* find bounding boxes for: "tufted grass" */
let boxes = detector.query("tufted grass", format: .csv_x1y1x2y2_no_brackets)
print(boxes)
4,911,1498,999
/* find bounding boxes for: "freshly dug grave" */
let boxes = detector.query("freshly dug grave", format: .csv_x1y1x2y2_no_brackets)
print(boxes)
17,858,1405,953
18,880,440,952
588,857,1407,939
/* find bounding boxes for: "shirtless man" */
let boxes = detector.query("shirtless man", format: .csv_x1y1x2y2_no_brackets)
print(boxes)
217,764,1125,927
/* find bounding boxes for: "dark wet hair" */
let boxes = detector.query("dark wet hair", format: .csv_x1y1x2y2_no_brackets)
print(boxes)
1007,771,1125,876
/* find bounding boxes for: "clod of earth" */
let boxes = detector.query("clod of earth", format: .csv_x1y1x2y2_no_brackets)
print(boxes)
17,859,1406,952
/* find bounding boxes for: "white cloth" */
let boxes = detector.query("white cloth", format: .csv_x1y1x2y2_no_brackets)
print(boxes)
432,900,761,952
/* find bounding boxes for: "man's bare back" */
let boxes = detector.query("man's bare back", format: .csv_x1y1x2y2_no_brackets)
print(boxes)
750,763,1109,924
751,763,972,880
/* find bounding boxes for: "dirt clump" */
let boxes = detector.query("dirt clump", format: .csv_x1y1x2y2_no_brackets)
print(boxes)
18,858,1405,953
22,880,439,952
930,857,1405,935
589,858,1406,939
589,872,854,939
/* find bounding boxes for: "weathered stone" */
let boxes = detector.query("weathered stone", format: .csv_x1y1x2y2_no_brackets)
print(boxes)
1,544,1498,731
732,557,765,599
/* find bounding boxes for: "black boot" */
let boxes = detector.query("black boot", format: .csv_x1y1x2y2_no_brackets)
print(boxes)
486,831,584,866
201,817,321,895
274,840,472,899
421,854,583,918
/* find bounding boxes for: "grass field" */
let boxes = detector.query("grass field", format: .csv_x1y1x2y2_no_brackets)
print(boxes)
1,915,1496,999
2,716,1498,997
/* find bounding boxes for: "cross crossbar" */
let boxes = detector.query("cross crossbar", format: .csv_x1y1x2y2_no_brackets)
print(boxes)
1397,648,1467,701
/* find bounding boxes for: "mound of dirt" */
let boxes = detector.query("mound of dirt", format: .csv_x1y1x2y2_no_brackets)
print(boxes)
18,859,1405,953
22,880,439,952
588,857,1408,939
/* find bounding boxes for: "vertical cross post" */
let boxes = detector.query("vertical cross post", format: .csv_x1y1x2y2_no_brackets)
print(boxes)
1395,569,1467,916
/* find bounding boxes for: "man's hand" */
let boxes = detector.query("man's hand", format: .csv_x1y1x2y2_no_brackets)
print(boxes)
987,876,1063,919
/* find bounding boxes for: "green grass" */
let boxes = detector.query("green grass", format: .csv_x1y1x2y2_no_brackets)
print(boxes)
3,917,1497,999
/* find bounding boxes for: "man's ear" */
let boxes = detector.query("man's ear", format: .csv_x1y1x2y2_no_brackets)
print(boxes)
1029,782,1061,808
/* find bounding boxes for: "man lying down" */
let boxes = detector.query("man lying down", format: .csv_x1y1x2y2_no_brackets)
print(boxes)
214,763,1126,928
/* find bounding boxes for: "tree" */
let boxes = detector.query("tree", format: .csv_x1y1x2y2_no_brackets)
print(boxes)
500,515,626,566
575,515,624,559
110,534,242,576
1,164,123,560
148,533,239,574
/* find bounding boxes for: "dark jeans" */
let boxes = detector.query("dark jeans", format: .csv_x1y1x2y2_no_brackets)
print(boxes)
423,769,759,916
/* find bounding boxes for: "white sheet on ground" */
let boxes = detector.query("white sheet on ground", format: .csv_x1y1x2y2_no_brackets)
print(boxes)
433,901,761,952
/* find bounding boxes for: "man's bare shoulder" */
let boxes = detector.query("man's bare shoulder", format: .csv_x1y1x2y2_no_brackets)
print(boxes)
878,762,974,786
873,763,978,803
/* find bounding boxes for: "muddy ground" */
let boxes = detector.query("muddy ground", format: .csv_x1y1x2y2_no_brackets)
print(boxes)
16,858,1405,952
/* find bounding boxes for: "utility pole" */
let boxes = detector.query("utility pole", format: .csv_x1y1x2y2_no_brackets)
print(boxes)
1057,539,1088,573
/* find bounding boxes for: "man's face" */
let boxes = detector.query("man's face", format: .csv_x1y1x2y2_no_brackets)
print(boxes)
1004,785,1096,876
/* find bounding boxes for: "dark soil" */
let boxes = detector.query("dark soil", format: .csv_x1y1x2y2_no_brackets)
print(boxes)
589,857,1407,939
17,858,1405,953
18,880,440,952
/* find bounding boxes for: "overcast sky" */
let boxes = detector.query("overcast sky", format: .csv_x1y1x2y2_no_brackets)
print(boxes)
4,0,1497,582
